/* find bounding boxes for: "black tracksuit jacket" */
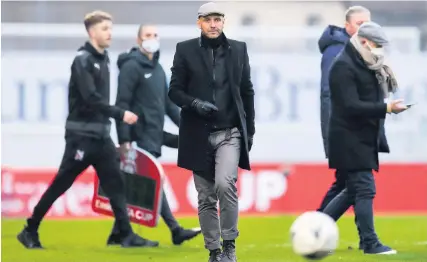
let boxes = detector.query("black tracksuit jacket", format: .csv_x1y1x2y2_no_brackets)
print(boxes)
115,47,180,157
65,42,124,139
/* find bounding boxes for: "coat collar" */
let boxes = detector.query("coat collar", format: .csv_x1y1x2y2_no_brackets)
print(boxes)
198,33,231,49
344,42,370,70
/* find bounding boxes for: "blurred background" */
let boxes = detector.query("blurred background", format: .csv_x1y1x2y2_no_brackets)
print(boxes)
1,1,427,218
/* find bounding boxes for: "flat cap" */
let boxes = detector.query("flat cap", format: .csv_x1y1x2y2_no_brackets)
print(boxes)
198,2,224,18
357,21,389,46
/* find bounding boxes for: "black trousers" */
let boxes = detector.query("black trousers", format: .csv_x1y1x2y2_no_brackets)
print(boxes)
27,136,133,237
317,170,347,211
323,170,379,247
318,170,362,243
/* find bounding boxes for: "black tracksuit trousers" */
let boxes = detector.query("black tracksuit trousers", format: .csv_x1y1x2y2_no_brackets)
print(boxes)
27,135,133,237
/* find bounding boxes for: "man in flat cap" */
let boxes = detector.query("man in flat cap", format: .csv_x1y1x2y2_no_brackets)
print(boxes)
168,2,255,262
324,21,406,255
317,6,372,251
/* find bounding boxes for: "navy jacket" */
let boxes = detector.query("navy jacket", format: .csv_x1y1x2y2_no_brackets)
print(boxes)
318,25,350,158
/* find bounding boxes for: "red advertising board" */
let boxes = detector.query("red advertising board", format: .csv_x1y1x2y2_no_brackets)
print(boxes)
92,147,164,227
2,163,427,219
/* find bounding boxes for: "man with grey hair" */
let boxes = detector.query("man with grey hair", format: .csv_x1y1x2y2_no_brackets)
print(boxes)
325,21,405,255
168,2,255,262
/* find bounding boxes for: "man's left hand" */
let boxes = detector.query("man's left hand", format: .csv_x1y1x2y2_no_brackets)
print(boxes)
248,136,253,151
163,131,179,149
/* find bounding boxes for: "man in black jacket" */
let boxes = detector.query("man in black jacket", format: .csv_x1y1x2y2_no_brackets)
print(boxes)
317,6,372,250
17,11,149,249
325,22,407,255
168,2,255,262
317,6,371,210
110,24,201,247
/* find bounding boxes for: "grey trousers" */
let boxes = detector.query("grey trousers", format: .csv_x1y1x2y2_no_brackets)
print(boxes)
193,127,241,250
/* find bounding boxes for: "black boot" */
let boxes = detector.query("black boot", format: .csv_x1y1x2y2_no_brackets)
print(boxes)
222,240,237,262
120,233,160,248
172,227,202,245
17,226,43,249
208,248,222,262
106,233,122,246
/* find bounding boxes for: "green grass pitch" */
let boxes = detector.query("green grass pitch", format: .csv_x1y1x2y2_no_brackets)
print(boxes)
2,215,427,262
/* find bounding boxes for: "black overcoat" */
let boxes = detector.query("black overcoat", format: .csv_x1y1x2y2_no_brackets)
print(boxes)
168,36,255,178
328,43,390,171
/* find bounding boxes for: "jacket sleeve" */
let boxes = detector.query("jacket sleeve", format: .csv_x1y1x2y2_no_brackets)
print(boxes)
320,45,342,157
164,80,181,127
378,119,390,153
241,42,256,137
168,43,196,108
72,54,124,121
329,61,387,118
115,60,139,144
163,131,179,148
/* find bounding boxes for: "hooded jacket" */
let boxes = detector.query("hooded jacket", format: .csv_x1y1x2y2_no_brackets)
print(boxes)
318,25,350,158
115,47,180,157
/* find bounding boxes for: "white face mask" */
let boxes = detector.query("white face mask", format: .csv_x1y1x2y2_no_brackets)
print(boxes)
141,39,160,53
371,47,385,57
367,43,384,57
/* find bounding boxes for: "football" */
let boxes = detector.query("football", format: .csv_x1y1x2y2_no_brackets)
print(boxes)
290,211,339,260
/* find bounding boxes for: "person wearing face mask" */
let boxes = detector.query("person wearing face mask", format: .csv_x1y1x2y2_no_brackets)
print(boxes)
319,6,372,163
111,24,201,247
317,5,378,251
323,22,407,255
318,6,371,208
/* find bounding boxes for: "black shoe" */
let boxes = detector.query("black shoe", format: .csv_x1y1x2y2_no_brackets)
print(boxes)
17,227,43,249
364,242,397,255
208,248,223,262
172,227,202,245
106,233,121,246
359,240,364,250
222,240,237,262
121,233,159,248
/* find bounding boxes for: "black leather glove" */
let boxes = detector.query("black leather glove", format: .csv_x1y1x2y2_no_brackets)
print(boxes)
163,131,179,149
248,136,253,151
191,99,218,118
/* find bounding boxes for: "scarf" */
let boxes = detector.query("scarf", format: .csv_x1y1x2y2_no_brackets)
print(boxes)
349,35,398,98
200,32,226,49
